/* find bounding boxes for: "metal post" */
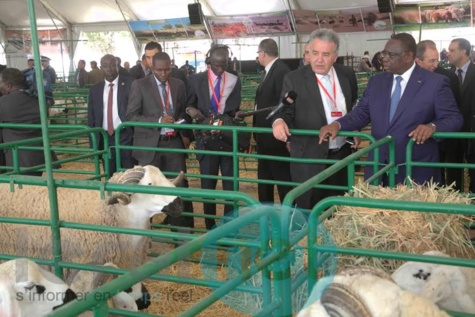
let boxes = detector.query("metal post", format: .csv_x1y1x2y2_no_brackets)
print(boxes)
26,0,64,278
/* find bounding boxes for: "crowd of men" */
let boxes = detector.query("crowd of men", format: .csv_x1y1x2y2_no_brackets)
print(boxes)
0,30,474,232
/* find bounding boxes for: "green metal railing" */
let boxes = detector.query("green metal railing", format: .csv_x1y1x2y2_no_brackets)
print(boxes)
405,131,475,188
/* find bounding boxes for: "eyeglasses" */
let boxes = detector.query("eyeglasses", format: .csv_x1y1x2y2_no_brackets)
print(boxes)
380,50,406,59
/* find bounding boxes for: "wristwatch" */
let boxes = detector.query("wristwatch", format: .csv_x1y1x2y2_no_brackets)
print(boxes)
429,122,436,131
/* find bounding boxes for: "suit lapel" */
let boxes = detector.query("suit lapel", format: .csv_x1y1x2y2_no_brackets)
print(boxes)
117,76,125,119
463,63,475,93
334,67,351,112
304,67,327,124
200,72,211,113
390,65,424,127
96,82,106,123
148,75,164,111
169,79,178,116
257,60,276,95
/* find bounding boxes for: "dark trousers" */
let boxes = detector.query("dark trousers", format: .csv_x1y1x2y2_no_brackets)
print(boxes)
142,136,194,229
104,131,136,177
257,156,292,204
291,144,352,210
199,153,234,230
439,140,464,191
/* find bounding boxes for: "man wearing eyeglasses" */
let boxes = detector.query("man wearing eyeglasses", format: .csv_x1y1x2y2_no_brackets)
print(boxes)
272,29,358,210
319,33,463,186
415,40,462,190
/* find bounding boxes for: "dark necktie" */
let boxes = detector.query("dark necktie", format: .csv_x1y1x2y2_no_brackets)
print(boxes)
107,83,114,136
260,70,267,83
160,83,170,115
457,68,463,85
210,75,221,114
389,76,402,122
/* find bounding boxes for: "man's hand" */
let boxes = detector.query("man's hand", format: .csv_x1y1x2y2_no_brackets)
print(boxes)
161,115,175,123
181,136,190,149
272,120,291,142
319,122,340,144
185,107,205,120
408,123,436,144
234,111,245,121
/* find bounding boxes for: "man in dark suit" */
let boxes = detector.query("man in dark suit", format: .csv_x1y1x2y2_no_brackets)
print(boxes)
186,45,241,230
116,57,130,77
75,59,88,87
87,54,136,177
448,38,475,192
0,68,51,176
415,40,463,190
253,38,292,203
126,52,194,229
129,54,149,80
320,33,463,186
272,29,358,210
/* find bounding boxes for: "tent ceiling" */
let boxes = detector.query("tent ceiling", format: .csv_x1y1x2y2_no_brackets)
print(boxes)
0,0,393,28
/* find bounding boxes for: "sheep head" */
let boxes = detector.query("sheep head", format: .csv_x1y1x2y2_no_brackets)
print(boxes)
107,166,184,218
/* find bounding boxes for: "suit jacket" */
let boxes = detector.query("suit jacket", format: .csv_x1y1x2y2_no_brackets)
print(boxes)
187,70,241,119
87,75,134,149
435,66,461,109
452,63,475,132
338,64,463,184
0,91,46,168
274,64,357,160
254,58,291,154
75,69,88,87
129,64,146,80
126,75,189,164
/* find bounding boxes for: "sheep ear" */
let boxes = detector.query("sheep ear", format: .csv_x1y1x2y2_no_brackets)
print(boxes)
170,171,184,186
320,283,372,317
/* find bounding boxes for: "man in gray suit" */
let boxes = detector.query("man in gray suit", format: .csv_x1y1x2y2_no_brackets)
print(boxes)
126,52,193,229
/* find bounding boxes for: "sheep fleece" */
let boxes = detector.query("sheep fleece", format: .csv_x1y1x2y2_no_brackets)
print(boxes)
0,184,146,270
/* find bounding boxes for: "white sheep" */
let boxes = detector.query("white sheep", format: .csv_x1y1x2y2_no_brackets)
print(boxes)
0,258,77,317
297,266,449,317
66,262,149,316
392,251,475,313
0,273,22,317
0,165,183,276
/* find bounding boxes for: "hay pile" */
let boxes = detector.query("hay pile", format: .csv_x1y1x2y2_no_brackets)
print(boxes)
325,182,475,272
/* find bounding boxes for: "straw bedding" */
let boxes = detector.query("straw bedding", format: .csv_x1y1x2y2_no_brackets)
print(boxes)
323,181,475,272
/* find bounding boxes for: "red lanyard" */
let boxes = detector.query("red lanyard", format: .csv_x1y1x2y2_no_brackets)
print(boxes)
315,68,337,109
161,83,171,114
208,70,226,112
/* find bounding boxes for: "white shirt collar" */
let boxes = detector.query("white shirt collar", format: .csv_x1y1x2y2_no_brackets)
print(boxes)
265,57,278,74
393,62,416,82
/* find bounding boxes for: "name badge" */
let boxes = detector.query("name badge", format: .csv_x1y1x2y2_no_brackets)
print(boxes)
331,111,342,117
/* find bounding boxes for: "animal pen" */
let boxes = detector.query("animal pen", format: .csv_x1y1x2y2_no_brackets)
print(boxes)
0,2,474,316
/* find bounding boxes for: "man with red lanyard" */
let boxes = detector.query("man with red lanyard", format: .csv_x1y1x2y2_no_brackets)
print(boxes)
186,45,242,230
126,52,194,230
272,29,358,210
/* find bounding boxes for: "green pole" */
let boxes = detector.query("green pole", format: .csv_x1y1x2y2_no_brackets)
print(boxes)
26,0,64,278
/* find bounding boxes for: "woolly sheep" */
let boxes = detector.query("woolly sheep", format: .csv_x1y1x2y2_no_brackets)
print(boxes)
297,266,449,317
0,165,184,276
392,251,475,313
0,258,77,317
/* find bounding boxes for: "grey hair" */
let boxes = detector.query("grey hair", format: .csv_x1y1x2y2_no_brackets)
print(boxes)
308,29,340,53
